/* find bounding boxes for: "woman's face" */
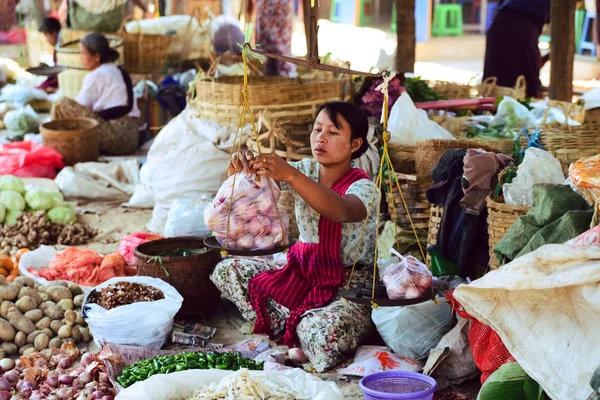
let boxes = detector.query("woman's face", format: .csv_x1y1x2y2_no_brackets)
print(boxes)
80,44,101,71
311,109,362,166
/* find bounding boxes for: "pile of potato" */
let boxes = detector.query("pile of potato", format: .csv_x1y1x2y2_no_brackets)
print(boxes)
0,276,91,358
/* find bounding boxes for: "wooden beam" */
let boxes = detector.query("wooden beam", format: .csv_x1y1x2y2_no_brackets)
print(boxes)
303,0,311,55
549,0,575,101
395,0,416,73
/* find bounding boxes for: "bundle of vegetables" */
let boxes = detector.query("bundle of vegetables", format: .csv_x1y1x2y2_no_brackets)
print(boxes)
204,173,289,251
360,75,405,119
0,212,97,257
403,77,446,103
0,277,92,364
28,249,134,288
0,347,117,400
378,250,433,300
117,351,264,388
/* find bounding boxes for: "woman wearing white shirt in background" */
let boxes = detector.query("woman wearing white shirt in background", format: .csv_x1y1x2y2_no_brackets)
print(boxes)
52,33,142,156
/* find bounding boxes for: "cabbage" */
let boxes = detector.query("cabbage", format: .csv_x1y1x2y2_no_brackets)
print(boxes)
48,191,64,206
0,204,5,224
3,110,39,134
4,209,22,226
25,189,55,211
47,206,76,224
0,175,25,194
0,191,25,211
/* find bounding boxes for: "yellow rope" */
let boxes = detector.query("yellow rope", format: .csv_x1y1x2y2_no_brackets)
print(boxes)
344,71,427,306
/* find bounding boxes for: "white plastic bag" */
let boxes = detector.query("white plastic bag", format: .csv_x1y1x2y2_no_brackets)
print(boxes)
490,97,535,132
529,98,582,127
115,368,344,400
337,345,422,377
372,299,454,360
83,276,183,349
18,246,95,292
204,173,289,250
164,196,212,237
387,92,455,147
503,148,565,206
377,248,433,300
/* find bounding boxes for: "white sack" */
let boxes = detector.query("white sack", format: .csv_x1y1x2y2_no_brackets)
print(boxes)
387,92,455,147
453,244,600,400
115,368,344,400
83,276,183,349
55,160,140,201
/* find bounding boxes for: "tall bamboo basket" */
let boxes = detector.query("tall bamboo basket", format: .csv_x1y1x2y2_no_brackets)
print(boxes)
486,195,530,270
121,32,172,74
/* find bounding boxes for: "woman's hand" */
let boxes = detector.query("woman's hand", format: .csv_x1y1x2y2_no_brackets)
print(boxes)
227,150,256,178
251,154,298,183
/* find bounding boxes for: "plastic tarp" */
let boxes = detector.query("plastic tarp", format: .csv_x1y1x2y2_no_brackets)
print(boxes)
115,368,344,400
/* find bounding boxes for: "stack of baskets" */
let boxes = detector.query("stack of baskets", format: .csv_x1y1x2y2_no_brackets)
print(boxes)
477,76,526,100
415,139,501,176
486,195,530,270
56,34,124,99
385,175,434,231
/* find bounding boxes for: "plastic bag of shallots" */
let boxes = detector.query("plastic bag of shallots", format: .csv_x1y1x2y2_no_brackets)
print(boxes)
377,248,433,300
204,173,289,250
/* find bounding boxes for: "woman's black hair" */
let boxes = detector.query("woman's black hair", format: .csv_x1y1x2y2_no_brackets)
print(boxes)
316,101,369,160
39,17,61,34
80,33,120,64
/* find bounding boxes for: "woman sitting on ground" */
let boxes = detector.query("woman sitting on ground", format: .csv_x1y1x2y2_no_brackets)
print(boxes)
52,33,141,156
211,101,378,372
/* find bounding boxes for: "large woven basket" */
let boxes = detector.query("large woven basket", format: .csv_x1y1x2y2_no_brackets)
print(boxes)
388,143,417,174
415,139,502,176
386,175,433,231
121,31,172,74
539,123,600,174
246,112,312,161
40,118,100,166
189,76,345,126
135,237,222,317
441,117,515,157
477,76,526,100
57,69,88,99
426,205,444,267
486,195,530,270
428,79,474,99
59,29,119,45
56,34,124,69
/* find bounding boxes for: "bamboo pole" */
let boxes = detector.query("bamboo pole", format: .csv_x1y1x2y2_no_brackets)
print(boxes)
549,0,575,101
395,0,416,74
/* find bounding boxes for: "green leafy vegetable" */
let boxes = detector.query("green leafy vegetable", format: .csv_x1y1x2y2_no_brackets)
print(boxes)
25,189,56,211
403,77,446,103
0,190,25,211
0,204,5,224
4,209,22,226
0,175,25,194
47,206,76,224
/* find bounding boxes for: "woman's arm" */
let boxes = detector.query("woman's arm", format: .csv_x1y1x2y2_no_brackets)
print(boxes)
252,154,369,223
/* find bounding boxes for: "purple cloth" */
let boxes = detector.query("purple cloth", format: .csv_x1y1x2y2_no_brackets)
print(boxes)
498,0,550,27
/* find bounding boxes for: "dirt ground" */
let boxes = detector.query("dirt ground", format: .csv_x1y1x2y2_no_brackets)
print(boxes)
77,202,481,399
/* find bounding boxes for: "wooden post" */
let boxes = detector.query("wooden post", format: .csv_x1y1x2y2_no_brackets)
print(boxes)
549,0,575,101
395,0,416,74
303,0,312,56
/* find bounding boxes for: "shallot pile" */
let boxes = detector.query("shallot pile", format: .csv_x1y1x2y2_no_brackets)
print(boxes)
204,173,289,251
0,345,117,400
380,251,433,300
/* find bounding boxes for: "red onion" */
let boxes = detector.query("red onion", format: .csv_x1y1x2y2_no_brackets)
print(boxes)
4,370,18,383
46,376,58,388
33,360,46,370
28,393,43,400
101,397,114,400
55,388,72,400
58,375,72,386
72,378,83,391
0,391,9,400
15,380,23,391
18,388,32,399
0,378,10,392
10,395,25,400
46,395,58,400
80,353,94,368
57,358,70,370
91,391,105,399
98,373,109,385
78,372,92,385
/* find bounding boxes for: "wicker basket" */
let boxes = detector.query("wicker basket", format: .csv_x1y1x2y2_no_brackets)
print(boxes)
428,80,474,99
246,112,312,161
415,139,502,176
486,195,530,270
426,205,444,267
59,29,119,45
539,123,600,174
278,190,299,239
477,76,526,100
56,34,124,69
121,31,172,74
57,69,88,100
388,143,417,174
26,29,55,67
134,237,222,317
385,175,433,231
40,118,100,166
27,99,53,112
189,76,345,126
441,117,515,157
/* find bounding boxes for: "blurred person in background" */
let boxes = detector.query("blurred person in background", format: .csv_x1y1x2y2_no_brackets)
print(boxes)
36,17,62,93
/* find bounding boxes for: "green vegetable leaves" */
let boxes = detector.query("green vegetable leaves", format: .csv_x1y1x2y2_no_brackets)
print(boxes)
404,77,446,103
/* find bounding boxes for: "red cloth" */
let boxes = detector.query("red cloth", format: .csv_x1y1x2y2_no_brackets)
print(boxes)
248,168,370,347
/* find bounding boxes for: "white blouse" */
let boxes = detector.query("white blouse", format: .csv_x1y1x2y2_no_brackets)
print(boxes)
75,63,141,118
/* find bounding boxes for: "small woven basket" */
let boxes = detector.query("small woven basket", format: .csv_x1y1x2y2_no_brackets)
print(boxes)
189,76,345,126
428,79,474,99
385,175,433,231
415,139,501,176
57,69,88,100
486,195,530,270
56,34,124,69
40,118,100,166
477,76,526,100
359,371,437,400
426,205,444,267
121,31,172,74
